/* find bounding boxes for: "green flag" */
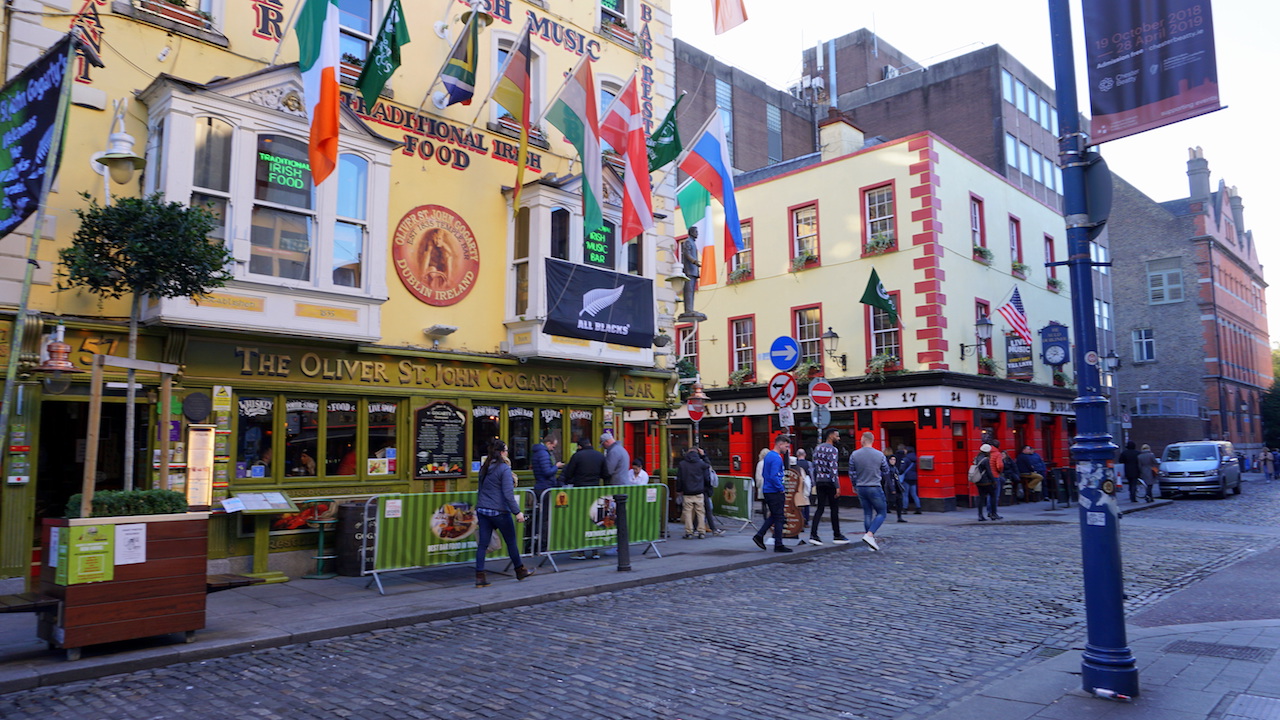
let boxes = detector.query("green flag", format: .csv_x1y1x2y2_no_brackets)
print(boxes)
676,181,710,231
860,268,898,327
356,0,410,110
647,95,684,172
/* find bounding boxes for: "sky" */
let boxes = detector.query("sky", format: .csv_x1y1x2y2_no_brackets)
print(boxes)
674,0,1280,341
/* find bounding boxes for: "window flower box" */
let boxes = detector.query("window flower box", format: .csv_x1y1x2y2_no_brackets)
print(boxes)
793,360,822,384
602,18,637,46
1047,276,1064,293
726,266,753,285
1011,261,1030,279
977,356,998,376
863,232,896,256
863,353,901,382
138,0,210,28
727,368,754,388
789,252,817,273
972,245,994,264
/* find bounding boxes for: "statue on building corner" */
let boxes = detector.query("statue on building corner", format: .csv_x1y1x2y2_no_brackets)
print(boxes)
678,226,707,323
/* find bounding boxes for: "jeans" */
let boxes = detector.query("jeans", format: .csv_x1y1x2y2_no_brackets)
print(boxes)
757,492,786,544
978,485,998,517
903,482,920,509
702,495,718,531
855,485,887,535
475,512,523,572
811,483,841,537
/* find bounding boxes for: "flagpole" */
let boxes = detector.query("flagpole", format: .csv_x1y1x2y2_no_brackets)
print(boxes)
671,111,715,171
534,52,591,128
269,0,307,65
416,10,476,116
467,17,532,129
0,34,80,477
600,67,640,122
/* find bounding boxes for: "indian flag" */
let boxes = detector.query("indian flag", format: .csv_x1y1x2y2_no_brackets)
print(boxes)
542,56,603,234
295,0,340,184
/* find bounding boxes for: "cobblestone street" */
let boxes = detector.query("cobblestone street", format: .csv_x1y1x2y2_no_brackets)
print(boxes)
3,479,1277,720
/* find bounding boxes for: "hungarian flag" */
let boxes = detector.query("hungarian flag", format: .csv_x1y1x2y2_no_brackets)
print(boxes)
860,268,899,327
648,94,683,172
543,56,603,235
713,0,748,34
438,7,479,107
492,22,532,211
295,0,341,184
678,113,743,251
677,181,715,285
355,0,409,111
600,73,653,243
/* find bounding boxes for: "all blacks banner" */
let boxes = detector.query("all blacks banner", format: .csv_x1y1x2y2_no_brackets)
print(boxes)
1083,0,1220,144
543,258,655,348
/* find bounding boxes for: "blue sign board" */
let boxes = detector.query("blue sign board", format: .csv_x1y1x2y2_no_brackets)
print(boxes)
769,336,800,371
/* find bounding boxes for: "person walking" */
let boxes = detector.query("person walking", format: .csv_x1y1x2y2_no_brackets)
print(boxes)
808,429,848,545
884,454,906,523
474,439,534,587
900,446,921,514
754,447,770,522
601,432,631,486
983,440,1006,518
973,443,999,521
700,448,725,536
676,448,711,538
751,434,793,553
1137,443,1158,502
849,432,889,551
1260,449,1274,480
1118,441,1142,502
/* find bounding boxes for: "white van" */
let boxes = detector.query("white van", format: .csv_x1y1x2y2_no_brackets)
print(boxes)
1158,441,1242,498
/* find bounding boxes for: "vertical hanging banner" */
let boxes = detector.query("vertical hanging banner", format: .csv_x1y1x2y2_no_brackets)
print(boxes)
1083,0,1220,144
1005,334,1034,381
0,34,77,241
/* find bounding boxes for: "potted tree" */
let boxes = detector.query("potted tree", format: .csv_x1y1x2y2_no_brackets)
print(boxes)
59,193,232,492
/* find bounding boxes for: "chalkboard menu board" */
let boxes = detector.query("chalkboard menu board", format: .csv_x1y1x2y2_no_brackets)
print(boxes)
415,402,467,478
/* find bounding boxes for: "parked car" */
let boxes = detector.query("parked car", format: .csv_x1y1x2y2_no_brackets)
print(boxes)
1158,441,1242,498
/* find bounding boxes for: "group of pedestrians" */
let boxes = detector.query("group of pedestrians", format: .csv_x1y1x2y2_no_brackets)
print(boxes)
1117,441,1160,502
675,446,725,538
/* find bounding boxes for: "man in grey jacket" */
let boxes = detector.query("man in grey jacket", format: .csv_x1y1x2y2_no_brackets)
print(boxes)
601,432,631,486
849,432,889,551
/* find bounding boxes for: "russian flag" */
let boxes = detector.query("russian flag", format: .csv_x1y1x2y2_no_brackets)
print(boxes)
678,114,743,252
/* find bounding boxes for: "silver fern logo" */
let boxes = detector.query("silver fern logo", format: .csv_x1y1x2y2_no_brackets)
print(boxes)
579,286,625,317
577,286,631,335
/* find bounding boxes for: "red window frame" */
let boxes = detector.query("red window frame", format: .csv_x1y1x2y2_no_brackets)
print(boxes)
860,180,898,257
970,193,986,248
976,299,993,358
790,302,824,370
787,201,821,267
727,313,756,381
1008,215,1023,264
1044,234,1057,279
863,290,903,367
729,217,754,281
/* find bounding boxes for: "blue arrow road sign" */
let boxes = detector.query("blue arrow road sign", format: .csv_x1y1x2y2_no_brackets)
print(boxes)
769,336,800,371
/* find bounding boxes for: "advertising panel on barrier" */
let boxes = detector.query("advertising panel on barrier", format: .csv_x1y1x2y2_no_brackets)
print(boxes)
710,475,752,522
544,484,664,553
373,492,529,571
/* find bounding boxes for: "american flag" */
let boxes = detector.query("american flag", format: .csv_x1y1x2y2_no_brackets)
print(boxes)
998,287,1032,344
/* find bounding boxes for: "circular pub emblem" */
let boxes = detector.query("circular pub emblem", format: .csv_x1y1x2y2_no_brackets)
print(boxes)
391,205,480,306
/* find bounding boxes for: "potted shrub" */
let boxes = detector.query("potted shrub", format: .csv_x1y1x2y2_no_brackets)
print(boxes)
863,353,901,383
726,266,752,285
340,52,365,81
977,356,998,376
727,368,753,388
972,245,994,263
789,252,817,273
1011,260,1030,278
1047,276,1064,293
863,232,895,256
793,360,821,384
602,16,636,45
39,489,211,660
1053,369,1071,387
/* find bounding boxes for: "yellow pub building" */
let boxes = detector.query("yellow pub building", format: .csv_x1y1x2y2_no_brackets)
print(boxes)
0,0,680,579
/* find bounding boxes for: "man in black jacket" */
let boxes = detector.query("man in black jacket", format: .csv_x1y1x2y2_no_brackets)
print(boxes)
676,448,711,538
561,439,607,487
1118,441,1142,502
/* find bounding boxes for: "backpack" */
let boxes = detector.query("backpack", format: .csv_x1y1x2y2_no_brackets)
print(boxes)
707,467,720,488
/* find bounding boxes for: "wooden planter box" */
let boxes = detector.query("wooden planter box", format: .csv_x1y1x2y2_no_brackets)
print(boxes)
39,513,209,659
138,0,208,29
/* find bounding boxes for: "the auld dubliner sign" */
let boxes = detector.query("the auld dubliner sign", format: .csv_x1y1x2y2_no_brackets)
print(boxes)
543,258,654,348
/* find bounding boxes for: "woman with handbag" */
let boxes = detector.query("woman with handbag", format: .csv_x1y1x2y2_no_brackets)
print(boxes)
474,439,535,587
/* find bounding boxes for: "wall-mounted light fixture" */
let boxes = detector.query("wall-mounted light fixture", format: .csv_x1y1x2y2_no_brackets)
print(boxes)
92,99,145,187
423,324,458,350
821,327,847,372
959,315,994,358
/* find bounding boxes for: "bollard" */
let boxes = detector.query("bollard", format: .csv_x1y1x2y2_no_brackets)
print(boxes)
613,494,632,572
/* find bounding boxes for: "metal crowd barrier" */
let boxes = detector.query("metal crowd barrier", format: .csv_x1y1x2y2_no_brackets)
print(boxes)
536,483,667,573
360,489,535,595
709,475,756,532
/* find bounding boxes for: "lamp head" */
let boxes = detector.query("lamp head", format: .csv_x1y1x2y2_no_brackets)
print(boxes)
95,130,146,184
975,315,994,342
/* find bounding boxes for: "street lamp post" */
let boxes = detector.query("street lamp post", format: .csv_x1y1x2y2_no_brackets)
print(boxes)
1048,0,1139,699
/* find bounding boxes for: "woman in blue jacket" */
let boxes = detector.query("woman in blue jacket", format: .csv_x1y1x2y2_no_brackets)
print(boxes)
475,439,535,587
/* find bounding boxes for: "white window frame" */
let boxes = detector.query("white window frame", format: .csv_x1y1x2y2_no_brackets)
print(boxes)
865,186,895,242
731,317,754,375
792,205,818,258
492,34,546,127
870,304,901,359
1133,328,1155,362
730,221,753,275
794,307,822,366
677,324,698,369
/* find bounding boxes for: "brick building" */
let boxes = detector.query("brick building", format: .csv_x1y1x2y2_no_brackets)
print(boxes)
1109,149,1270,455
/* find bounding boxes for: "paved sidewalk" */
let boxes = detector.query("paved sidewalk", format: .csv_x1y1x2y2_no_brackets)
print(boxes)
3,490,1275,720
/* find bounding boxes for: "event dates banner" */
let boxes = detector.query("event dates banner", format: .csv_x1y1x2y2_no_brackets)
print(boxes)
1083,0,1220,144
543,258,655,348
0,34,75,241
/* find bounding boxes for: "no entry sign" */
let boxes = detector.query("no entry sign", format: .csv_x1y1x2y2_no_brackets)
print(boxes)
687,396,705,423
809,379,834,405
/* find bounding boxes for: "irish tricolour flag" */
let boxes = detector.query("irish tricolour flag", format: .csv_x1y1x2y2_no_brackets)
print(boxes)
295,0,340,184
542,56,603,234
